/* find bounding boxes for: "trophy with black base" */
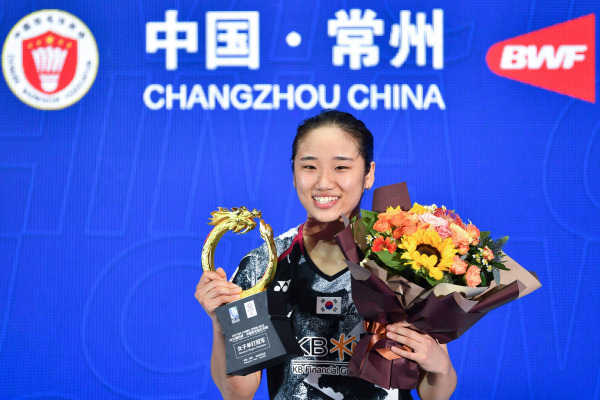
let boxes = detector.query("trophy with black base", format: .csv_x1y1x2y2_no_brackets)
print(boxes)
202,207,302,376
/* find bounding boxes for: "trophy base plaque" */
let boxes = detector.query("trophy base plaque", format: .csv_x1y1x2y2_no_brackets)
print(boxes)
215,290,302,376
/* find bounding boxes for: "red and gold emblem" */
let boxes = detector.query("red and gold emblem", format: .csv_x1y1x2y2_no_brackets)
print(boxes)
22,31,77,94
2,10,98,110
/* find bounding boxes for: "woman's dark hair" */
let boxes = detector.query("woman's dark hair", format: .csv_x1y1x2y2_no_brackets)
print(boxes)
291,109,374,173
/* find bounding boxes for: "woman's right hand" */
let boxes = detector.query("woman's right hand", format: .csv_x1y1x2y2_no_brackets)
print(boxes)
195,268,242,322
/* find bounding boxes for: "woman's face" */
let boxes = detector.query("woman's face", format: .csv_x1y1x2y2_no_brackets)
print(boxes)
293,125,375,224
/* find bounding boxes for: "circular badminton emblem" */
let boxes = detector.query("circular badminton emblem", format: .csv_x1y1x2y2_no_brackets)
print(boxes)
202,207,277,300
2,9,99,110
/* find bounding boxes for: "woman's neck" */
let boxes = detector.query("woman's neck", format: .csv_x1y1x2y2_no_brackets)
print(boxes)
303,204,360,240
302,218,348,277
302,218,345,241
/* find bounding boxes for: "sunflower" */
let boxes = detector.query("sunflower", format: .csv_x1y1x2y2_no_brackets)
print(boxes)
399,229,457,280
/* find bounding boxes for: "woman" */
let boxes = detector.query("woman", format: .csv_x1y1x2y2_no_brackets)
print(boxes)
195,110,456,400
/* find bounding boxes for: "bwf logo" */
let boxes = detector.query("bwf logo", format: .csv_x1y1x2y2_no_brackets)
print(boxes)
486,13,595,103
499,45,587,70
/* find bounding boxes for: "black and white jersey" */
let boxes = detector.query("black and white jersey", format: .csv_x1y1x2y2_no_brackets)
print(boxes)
232,224,413,400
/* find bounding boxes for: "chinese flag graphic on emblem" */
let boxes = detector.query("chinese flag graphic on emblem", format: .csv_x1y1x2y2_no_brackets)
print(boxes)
22,31,77,94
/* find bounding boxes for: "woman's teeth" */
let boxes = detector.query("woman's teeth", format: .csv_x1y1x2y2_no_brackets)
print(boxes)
314,196,338,204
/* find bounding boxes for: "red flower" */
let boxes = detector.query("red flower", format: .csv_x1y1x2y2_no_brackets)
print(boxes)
372,236,396,254
387,241,398,253
371,236,384,252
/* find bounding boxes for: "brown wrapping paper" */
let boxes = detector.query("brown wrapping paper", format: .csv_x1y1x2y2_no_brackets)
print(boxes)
335,182,542,390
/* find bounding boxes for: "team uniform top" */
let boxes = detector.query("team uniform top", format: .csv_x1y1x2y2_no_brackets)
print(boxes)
232,224,413,400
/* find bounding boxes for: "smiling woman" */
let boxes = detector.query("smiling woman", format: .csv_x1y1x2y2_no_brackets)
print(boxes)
292,124,375,225
195,110,456,400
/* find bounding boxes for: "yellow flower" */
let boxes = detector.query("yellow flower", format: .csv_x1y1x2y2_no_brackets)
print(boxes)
385,205,404,214
399,229,457,280
410,202,428,215
378,206,403,222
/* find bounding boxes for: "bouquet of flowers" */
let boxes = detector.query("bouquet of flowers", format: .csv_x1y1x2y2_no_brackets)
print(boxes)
336,182,541,390
362,201,509,291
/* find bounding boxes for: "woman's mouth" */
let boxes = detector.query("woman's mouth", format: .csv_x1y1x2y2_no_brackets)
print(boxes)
313,196,340,208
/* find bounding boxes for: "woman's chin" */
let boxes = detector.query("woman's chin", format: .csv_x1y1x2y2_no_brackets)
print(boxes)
306,211,346,225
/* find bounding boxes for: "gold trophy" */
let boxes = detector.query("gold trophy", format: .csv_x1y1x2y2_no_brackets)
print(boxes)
202,207,277,298
201,207,302,375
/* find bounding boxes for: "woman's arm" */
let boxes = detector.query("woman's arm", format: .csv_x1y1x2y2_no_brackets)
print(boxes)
196,268,262,400
415,343,456,400
386,322,457,400
210,321,262,400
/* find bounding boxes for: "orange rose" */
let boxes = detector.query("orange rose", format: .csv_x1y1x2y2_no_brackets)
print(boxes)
450,224,472,248
418,222,432,231
405,211,420,225
402,225,417,236
450,255,467,275
465,265,481,287
392,227,404,239
373,219,391,233
457,244,470,255
390,213,406,228
466,224,480,245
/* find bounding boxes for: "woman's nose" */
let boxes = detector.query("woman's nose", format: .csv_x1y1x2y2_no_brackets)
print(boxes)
315,170,333,190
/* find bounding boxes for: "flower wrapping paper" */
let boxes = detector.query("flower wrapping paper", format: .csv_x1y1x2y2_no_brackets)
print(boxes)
336,182,542,390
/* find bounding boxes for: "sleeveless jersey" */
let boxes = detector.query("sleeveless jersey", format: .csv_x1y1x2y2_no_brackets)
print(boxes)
232,224,413,400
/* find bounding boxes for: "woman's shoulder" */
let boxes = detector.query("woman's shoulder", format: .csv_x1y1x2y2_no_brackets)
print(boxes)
231,225,301,286
249,224,300,259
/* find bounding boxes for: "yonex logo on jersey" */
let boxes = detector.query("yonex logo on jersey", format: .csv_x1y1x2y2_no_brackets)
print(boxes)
316,296,341,314
273,280,291,292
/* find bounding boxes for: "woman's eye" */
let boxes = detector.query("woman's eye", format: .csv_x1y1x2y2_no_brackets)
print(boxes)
303,165,316,170
335,165,348,170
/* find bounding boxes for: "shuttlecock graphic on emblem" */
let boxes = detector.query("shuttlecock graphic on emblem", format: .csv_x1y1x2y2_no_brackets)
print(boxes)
30,46,68,93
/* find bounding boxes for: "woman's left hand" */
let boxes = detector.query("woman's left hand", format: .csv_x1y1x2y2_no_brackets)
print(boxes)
386,321,451,375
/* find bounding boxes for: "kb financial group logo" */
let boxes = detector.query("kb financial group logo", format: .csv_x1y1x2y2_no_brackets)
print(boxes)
2,9,99,110
486,14,595,103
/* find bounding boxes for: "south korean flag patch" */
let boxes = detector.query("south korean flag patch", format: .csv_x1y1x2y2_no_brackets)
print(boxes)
316,296,341,315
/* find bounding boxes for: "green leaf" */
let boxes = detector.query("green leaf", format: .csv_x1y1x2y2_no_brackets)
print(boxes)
424,273,445,287
361,209,379,220
362,213,378,235
373,249,406,271
492,268,501,285
496,235,509,247
492,261,510,271
480,272,487,287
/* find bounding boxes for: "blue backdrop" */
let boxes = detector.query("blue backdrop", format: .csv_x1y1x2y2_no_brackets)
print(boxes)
0,1,598,399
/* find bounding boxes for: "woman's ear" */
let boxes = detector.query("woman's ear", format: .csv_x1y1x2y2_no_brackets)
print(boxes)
365,161,375,190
